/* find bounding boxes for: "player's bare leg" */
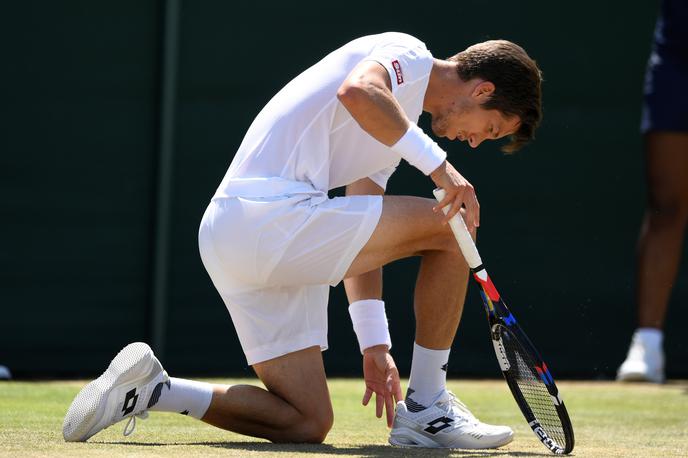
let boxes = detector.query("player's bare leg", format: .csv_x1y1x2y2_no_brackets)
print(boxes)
346,195,512,448
202,346,333,443
346,195,470,350
619,132,688,383
413,248,469,348
62,343,331,443
346,196,465,277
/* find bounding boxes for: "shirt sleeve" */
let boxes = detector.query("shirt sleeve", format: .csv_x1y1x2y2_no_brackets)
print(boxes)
363,33,434,94
367,164,398,191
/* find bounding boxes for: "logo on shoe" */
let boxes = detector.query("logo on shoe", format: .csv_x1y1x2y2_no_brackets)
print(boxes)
122,388,139,416
147,380,171,408
424,416,454,434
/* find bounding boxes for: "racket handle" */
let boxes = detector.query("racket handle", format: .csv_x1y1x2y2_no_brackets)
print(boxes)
433,188,483,270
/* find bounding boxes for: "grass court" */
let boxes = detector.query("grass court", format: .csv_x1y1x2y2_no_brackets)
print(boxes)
1,378,687,457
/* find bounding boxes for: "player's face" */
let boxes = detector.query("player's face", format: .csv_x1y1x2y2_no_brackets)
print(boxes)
431,101,521,148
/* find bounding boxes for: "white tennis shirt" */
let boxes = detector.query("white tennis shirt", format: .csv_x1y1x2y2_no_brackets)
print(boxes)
214,32,434,199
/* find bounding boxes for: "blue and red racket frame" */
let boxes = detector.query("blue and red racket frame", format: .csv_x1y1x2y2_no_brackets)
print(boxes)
473,266,575,455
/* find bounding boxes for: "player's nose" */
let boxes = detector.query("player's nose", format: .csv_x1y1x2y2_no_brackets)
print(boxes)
468,135,484,148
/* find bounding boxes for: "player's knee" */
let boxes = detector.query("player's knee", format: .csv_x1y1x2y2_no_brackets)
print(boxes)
292,411,333,443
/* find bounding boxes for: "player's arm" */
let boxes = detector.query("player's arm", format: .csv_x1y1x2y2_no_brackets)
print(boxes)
344,177,384,301
337,61,480,228
337,62,408,146
344,177,401,427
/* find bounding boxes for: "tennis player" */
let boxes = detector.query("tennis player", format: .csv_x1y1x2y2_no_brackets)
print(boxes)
64,32,542,449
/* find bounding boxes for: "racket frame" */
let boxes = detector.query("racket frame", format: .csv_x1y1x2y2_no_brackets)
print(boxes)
433,188,574,454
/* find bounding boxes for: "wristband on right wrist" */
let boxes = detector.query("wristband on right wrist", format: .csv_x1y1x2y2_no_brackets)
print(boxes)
390,123,447,175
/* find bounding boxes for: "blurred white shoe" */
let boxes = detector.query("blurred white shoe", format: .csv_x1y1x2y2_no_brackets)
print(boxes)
0,365,11,380
617,328,665,383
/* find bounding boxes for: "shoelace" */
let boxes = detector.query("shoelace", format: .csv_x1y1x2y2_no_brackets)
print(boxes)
123,411,149,436
437,392,480,426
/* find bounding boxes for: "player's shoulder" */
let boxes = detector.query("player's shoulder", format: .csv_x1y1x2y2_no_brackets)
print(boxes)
365,32,434,82
337,32,431,62
368,31,428,51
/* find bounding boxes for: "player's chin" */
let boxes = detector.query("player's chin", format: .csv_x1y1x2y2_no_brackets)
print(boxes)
436,129,452,141
430,120,445,138
434,126,456,141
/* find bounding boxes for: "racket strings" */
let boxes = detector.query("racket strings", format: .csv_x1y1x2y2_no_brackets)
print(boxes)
501,331,567,447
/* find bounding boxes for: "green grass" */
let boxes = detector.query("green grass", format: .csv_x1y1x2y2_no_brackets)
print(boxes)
1,379,687,457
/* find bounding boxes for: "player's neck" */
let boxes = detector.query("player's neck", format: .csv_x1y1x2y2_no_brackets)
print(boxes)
423,59,464,116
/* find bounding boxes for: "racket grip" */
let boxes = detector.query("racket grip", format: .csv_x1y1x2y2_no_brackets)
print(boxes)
433,188,483,270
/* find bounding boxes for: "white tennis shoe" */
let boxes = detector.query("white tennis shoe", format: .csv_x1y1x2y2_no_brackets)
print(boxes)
389,391,514,449
63,342,169,441
617,331,665,383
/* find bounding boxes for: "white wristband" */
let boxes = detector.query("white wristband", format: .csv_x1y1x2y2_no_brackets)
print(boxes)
390,124,447,175
348,299,392,354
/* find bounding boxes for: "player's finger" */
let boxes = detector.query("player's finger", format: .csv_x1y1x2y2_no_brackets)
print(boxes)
444,192,464,223
471,199,480,228
437,190,460,223
433,193,454,214
375,392,384,418
465,188,480,227
362,387,373,406
384,391,396,427
392,378,403,404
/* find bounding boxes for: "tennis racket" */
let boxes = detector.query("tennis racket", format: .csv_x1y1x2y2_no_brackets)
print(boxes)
433,188,574,455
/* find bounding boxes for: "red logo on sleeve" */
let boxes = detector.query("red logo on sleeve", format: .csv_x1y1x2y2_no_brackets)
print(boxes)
392,60,404,84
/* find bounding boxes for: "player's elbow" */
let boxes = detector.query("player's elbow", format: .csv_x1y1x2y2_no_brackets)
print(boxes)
337,81,368,112
336,82,357,108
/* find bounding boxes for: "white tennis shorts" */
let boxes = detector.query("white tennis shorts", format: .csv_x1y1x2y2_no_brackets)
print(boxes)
198,192,383,365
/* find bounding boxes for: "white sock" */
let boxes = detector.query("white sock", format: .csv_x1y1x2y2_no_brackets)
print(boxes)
147,377,214,419
635,328,663,348
406,342,450,409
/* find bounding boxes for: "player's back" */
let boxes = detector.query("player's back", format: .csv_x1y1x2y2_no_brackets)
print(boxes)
214,32,431,198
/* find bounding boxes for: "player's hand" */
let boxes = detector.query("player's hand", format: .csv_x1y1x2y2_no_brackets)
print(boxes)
430,160,480,228
361,345,403,428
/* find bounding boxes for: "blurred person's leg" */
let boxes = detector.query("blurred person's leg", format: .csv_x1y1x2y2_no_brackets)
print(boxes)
618,132,688,383
636,132,688,328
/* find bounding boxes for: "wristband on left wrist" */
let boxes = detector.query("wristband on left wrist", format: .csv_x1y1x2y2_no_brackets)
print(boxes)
348,299,392,354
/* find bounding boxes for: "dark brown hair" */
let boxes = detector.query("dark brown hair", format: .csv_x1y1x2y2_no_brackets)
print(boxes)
448,40,543,153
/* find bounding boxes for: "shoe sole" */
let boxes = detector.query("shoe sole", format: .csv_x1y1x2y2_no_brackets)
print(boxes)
62,342,160,442
617,371,665,383
389,427,514,449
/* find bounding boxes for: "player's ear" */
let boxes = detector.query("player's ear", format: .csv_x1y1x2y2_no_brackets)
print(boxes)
472,81,495,103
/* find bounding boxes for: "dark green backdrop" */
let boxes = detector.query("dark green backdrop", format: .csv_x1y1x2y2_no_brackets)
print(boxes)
3,1,685,379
